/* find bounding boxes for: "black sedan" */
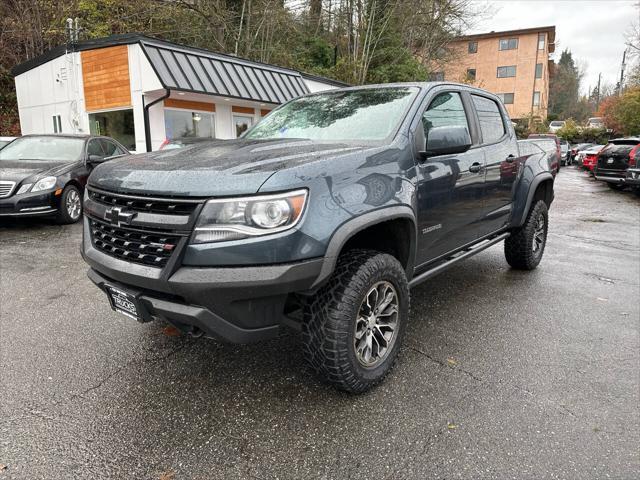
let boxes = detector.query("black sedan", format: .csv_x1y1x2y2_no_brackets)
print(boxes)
0,134,129,223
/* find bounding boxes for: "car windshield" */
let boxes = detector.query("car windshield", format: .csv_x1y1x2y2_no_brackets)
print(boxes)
0,136,85,162
550,121,564,127
245,87,419,142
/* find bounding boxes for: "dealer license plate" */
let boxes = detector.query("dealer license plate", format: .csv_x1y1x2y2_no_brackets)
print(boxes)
106,286,140,320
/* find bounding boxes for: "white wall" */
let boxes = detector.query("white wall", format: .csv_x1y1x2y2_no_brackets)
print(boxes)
303,77,340,93
129,44,164,152
15,52,87,135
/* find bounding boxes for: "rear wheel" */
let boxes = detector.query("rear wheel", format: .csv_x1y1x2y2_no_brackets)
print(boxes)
504,200,548,270
56,185,82,224
302,249,409,393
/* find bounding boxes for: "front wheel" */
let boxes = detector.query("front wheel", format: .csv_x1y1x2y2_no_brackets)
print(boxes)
504,200,548,270
302,250,409,393
56,185,83,224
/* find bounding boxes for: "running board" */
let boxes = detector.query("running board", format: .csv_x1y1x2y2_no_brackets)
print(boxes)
409,232,510,288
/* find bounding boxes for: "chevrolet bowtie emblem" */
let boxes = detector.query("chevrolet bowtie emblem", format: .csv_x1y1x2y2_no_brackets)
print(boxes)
104,206,137,227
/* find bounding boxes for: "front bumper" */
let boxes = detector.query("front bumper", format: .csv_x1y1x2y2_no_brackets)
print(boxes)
83,231,324,343
625,168,640,187
0,190,58,217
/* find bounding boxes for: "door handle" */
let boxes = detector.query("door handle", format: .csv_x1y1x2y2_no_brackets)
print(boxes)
505,154,516,163
469,162,482,173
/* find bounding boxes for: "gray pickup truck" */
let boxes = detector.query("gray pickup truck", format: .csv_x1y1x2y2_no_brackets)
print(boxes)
81,83,554,392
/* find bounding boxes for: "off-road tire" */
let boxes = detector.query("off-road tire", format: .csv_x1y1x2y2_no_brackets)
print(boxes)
56,185,82,224
504,200,548,270
302,249,409,393
607,182,625,191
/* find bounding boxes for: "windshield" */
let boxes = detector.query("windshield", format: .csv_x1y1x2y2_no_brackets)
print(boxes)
550,121,564,127
0,136,85,162
245,87,419,142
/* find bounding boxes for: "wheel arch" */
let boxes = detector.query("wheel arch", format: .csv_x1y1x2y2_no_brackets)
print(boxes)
512,173,554,227
311,206,417,288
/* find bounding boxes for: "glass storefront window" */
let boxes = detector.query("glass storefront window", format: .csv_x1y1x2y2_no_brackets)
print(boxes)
234,115,253,138
89,109,135,151
164,109,215,140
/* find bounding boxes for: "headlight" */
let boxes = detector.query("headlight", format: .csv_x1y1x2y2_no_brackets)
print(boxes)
31,176,57,192
16,183,33,195
191,189,308,244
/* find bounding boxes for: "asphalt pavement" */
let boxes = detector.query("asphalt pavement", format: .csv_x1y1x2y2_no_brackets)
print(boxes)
0,167,638,479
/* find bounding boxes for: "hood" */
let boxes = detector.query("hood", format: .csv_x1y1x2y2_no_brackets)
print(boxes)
89,138,375,197
0,160,76,185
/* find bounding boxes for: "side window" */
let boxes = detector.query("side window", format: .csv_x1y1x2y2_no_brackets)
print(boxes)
471,95,506,144
422,92,469,138
87,139,104,158
99,139,121,157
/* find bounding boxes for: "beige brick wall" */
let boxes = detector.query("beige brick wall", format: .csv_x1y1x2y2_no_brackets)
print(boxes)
439,31,551,120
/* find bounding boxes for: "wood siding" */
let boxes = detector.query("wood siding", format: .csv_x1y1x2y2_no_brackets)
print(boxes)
164,99,216,112
82,46,131,111
260,109,272,116
232,106,255,115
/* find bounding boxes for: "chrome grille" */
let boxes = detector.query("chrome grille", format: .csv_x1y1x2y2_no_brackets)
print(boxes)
0,181,16,198
89,219,181,268
88,188,199,215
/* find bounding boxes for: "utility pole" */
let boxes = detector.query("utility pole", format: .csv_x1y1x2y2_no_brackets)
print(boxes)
619,49,627,96
596,72,601,108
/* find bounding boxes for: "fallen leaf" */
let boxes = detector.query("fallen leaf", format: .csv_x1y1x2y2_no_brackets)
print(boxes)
447,358,457,366
0,464,6,470
162,326,181,337
447,423,457,430
159,470,175,480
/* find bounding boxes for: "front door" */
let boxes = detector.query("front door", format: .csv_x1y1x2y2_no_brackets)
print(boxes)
415,91,486,266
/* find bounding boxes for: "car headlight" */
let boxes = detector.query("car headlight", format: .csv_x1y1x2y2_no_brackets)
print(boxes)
31,176,57,192
191,189,308,244
16,183,33,195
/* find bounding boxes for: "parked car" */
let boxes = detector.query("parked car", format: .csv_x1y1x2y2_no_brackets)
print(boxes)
159,137,214,150
81,83,554,393
528,134,561,174
586,117,605,129
594,137,640,190
0,134,129,223
570,143,594,164
559,139,571,165
0,136,16,150
548,120,565,133
580,145,605,173
625,165,640,195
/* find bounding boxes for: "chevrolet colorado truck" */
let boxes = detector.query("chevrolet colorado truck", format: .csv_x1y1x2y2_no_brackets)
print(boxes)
81,83,554,393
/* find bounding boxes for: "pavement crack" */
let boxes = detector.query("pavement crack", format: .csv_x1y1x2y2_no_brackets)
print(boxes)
408,345,483,382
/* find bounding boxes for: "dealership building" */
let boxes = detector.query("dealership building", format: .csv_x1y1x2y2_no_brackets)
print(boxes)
11,34,345,152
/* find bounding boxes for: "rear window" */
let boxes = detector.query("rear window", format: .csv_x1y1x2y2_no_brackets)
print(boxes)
600,142,638,156
471,95,505,143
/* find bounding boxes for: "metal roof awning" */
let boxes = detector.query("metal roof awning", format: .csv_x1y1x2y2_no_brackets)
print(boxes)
141,40,309,105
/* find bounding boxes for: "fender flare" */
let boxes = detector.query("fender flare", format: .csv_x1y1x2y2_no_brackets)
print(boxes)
517,172,554,226
310,205,417,288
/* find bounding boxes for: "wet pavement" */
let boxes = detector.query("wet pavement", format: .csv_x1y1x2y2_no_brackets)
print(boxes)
1,167,638,479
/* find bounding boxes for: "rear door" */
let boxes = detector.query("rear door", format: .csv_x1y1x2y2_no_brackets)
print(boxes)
414,89,487,265
470,94,519,236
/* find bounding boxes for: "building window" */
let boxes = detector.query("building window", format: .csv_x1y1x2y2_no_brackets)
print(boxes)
471,95,505,143
466,68,476,81
497,65,517,78
429,71,444,81
88,109,135,151
499,38,518,50
468,41,478,54
533,91,541,106
538,33,545,50
164,109,215,141
52,115,62,133
535,63,543,79
497,93,514,104
233,115,253,138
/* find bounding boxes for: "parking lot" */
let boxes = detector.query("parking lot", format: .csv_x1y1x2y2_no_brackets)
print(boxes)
0,167,638,479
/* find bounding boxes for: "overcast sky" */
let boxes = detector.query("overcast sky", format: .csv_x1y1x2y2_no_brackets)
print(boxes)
471,0,639,95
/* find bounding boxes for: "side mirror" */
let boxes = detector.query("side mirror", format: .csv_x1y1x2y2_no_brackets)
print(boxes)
422,126,472,158
87,154,105,163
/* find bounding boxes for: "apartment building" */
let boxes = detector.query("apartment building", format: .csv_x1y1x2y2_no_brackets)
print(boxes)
432,26,556,120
